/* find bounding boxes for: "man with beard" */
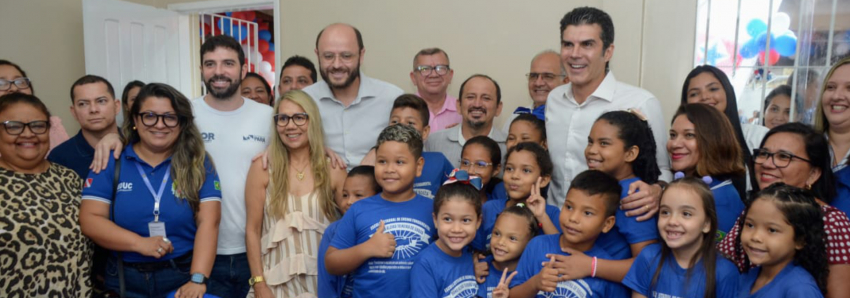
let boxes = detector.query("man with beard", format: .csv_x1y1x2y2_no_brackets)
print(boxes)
501,50,568,132
410,47,460,132
303,23,403,170
425,74,506,168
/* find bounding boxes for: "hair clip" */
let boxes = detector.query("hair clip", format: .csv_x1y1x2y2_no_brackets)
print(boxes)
443,169,483,190
674,171,686,180
701,176,713,184
625,108,648,122
516,203,526,208
673,171,713,185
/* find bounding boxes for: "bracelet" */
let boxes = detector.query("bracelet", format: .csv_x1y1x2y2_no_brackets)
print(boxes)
590,256,598,278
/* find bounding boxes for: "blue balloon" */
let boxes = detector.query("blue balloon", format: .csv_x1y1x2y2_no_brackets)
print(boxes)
747,19,768,37
755,32,776,50
774,34,797,56
217,19,232,35
268,42,274,51
225,12,232,17
258,30,272,42
740,39,761,59
236,25,249,41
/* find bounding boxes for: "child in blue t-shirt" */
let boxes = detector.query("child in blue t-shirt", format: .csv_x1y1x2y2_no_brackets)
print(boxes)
622,177,739,298
490,114,550,203
509,170,629,298
410,176,484,297
460,136,503,204
735,184,827,298
473,142,560,251
325,125,437,298
318,166,381,298
477,204,539,298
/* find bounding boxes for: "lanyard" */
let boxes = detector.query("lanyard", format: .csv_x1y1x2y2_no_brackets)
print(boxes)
135,161,171,222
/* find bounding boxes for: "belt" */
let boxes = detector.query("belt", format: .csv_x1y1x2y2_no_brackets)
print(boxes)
123,252,192,272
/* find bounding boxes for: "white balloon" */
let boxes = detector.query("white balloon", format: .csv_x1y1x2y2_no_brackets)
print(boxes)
771,13,791,35
260,61,273,73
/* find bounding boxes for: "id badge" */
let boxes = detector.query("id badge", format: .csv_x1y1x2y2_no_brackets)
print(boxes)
148,221,167,238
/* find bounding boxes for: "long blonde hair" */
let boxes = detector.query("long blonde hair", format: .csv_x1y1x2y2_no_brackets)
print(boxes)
267,90,337,221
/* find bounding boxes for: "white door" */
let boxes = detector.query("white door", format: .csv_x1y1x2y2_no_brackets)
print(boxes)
83,0,193,123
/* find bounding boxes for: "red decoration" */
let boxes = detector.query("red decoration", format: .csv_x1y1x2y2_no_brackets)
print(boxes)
258,39,270,53
758,49,780,66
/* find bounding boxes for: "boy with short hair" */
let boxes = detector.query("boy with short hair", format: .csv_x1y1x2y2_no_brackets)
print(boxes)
325,124,436,298
509,170,629,298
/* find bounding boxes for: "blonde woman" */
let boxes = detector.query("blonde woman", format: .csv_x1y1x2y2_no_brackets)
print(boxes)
246,90,346,297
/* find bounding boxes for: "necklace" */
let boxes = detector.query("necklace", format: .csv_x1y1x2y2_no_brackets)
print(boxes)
292,162,310,181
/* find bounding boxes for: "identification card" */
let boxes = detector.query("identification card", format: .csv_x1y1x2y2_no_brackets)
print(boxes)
148,221,167,238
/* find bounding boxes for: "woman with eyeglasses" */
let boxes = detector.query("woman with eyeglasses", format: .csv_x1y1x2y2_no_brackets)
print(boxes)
79,83,222,298
717,122,850,298
0,92,93,296
814,56,850,216
0,60,70,151
245,90,345,297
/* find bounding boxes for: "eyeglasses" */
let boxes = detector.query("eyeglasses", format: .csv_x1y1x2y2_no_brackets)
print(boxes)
320,52,357,63
1,120,49,135
526,72,564,82
274,113,309,127
0,78,31,91
753,149,811,168
138,112,180,128
460,159,493,170
415,65,450,76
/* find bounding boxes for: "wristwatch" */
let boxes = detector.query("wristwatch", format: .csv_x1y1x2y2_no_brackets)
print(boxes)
249,276,265,286
190,273,208,285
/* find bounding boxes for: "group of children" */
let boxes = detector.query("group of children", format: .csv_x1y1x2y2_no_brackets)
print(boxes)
316,94,829,298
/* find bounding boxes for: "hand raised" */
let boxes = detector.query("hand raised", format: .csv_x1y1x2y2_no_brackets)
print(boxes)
492,267,518,298
527,177,546,218
367,220,396,258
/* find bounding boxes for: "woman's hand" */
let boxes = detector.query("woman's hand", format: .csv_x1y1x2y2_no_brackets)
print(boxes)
174,282,206,298
252,282,275,298
89,132,122,173
134,236,173,258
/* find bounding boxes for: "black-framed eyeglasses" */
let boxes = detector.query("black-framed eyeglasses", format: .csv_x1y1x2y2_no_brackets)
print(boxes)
1,120,49,135
138,112,180,128
274,113,309,127
0,78,31,91
415,65,450,76
460,159,493,170
753,149,811,168
526,72,564,82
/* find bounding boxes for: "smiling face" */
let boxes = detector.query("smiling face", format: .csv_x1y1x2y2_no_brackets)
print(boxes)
411,52,453,96
279,65,315,94
559,188,615,251
375,140,423,201
458,76,502,131
585,120,637,181
657,186,710,257
201,47,247,99
686,72,728,112
316,24,363,90
561,24,612,91
433,198,481,257
503,150,550,201
134,96,180,153
0,103,50,170
71,82,119,134
764,94,791,129
276,100,310,151
490,212,534,264
506,120,545,150
528,52,565,107
460,143,500,187
0,65,31,97
740,198,801,269
822,64,850,131
389,107,430,143
754,132,820,190
667,115,700,175
241,76,271,105
340,174,378,214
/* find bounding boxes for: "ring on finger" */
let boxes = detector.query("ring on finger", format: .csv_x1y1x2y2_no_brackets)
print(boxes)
157,247,163,253
163,237,170,243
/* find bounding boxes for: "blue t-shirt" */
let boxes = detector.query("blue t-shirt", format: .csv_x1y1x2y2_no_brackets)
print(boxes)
319,221,352,298
621,243,738,298
510,234,629,298
414,151,454,199
477,255,511,298
410,244,478,297
329,194,436,298
595,178,660,260
833,167,850,215
709,178,745,241
81,146,221,263
47,130,94,180
737,262,823,298
472,197,561,251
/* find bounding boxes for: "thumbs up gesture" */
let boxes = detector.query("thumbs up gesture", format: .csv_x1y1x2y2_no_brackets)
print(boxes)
367,220,397,258
537,255,559,292
492,267,518,298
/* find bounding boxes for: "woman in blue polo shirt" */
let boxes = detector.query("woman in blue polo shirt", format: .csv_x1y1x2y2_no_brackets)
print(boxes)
80,83,221,298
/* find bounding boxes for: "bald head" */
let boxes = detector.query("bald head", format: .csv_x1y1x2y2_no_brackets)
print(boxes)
315,23,364,51
528,50,566,106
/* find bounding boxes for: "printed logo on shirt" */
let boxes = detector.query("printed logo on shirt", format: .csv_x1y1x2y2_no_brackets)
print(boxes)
413,183,434,199
171,182,184,198
214,180,221,191
201,132,215,143
242,134,266,143
117,182,133,192
366,217,432,274
443,275,478,298
537,279,592,298
651,291,683,298
85,178,93,188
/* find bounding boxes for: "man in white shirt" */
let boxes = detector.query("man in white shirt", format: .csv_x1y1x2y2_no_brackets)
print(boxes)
546,7,671,215
303,23,403,170
502,50,567,133
426,74,506,168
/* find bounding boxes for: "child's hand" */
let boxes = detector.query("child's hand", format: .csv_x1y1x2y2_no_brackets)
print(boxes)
527,177,546,218
473,253,489,283
366,220,396,258
537,255,559,292
548,249,592,280
493,267,518,298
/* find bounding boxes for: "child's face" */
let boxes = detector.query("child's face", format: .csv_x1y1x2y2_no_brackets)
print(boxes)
460,143,499,186
657,186,710,253
667,115,700,175
559,189,615,249
490,213,533,263
433,198,481,257
503,150,550,200
389,107,430,142
741,198,802,268
340,175,378,214
585,120,637,181
506,120,545,150
375,140,423,198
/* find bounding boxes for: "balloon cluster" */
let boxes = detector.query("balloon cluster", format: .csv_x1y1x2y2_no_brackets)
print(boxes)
201,11,276,85
739,13,797,66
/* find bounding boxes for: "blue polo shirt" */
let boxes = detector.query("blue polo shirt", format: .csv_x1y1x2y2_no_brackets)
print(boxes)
709,178,745,241
81,145,221,263
413,151,454,199
833,167,850,215
48,130,95,180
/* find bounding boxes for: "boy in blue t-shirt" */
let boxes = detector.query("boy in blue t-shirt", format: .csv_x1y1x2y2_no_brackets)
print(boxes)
360,94,453,199
509,170,629,298
326,124,437,298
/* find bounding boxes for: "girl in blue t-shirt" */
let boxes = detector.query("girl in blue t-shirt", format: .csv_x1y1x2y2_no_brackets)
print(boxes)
477,203,539,298
736,183,828,298
460,136,502,204
410,176,483,297
493,114,549,207
622,177,739,298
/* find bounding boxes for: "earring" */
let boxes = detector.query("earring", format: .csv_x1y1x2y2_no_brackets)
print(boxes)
806,183,812,190
133,126,137,130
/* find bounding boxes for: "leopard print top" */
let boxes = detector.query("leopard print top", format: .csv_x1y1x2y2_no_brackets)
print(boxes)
0,163,92,297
